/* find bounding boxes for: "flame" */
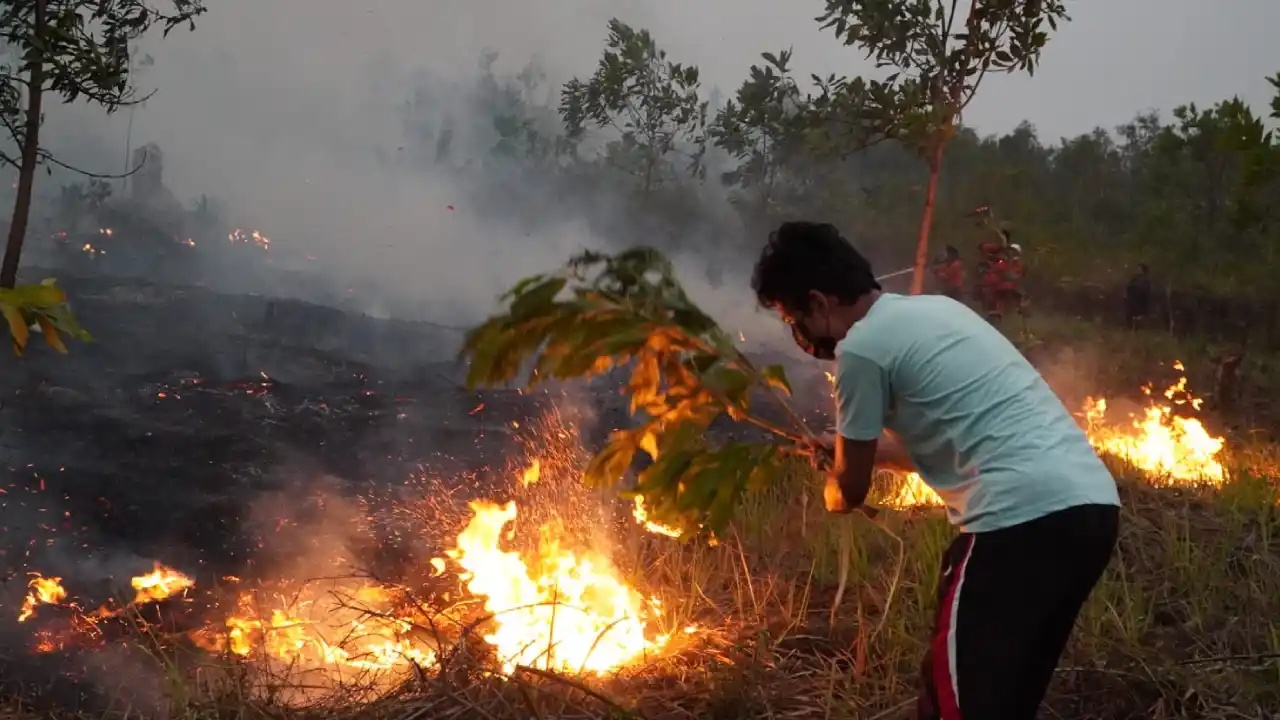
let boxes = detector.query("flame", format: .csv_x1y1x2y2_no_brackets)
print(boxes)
18,574,67,622
189,455,681,684
631,497,682,538
880,472,944,508
131,563,195,604
520,459,541,486
1084,362,1225,484
17,565,194,625
447,500,669,674
191,584,436,675
228,228,270,250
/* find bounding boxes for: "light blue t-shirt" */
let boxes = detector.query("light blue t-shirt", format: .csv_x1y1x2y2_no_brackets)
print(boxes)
835,293,1120,533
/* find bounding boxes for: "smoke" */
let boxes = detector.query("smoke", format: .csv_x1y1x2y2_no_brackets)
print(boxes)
5,4,811,360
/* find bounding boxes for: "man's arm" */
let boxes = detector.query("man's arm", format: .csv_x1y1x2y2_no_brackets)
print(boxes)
831,434,877,510
829,351,891,512
874,430,917,473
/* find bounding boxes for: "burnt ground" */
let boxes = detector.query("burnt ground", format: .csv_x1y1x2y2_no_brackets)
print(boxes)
0,273,600,712
0,273,823,582
0,274,590,589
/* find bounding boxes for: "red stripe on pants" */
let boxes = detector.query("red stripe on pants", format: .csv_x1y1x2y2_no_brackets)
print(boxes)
932,535,976,719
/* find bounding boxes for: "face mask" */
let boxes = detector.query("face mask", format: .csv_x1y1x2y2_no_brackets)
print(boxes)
791,321,837,361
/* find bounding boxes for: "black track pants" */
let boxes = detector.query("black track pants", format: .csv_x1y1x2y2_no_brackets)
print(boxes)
916,503,1119,719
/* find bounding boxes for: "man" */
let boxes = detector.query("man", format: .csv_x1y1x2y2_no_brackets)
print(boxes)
996,242,1029,332
973,240,1004,319
752,222,1120,720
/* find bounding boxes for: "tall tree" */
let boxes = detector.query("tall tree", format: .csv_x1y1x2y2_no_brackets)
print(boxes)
0,0,206,289
816,0,1068,293
560,19,707,198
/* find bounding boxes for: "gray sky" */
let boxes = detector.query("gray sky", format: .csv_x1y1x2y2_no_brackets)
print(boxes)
34,0,1279,331
94,0,1275,199
121,0,1278,140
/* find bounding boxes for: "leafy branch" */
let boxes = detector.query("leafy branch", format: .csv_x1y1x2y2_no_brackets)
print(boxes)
0,278,91,355
460,247,817,537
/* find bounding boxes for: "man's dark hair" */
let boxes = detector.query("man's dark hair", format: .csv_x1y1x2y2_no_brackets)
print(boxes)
751,221,880,313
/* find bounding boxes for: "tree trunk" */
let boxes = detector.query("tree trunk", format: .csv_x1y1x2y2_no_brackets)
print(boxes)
0,0,48,289
909,140,946,295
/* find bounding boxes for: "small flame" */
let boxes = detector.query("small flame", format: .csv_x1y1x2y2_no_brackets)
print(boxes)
520,460,541,486
131,564,194,604
228,228,270,250
191,584,437,675
18,574,67,622
631,497,682,538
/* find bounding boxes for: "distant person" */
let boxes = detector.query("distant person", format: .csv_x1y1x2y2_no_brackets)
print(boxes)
973,240,1004,319
752,222,1120,720
996,242,1028,332
932,245,965,301
1125,263,1151,328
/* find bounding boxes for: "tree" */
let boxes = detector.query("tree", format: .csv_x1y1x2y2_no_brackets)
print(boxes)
560,19,708,198
816,0,1068,293
710,49,811,221
1136,96,1280,299
0,0,207,289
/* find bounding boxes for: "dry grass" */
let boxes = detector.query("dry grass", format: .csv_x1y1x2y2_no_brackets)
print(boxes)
7,454,1277,720
8,319,1280,719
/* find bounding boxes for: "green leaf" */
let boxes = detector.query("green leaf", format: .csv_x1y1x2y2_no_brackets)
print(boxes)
761,364,792,396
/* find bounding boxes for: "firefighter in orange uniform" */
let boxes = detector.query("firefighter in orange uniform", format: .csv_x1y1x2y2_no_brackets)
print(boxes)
993,240,1028,332
974,240,1004,318
932,245,965,300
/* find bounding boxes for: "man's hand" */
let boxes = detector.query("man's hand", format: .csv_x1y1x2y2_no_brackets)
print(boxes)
805,431,838,471
824,474,881,520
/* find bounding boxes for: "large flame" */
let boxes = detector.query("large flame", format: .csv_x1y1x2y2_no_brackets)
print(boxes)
446,500,672,674
1084,361,1225,484
186,456,680,684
